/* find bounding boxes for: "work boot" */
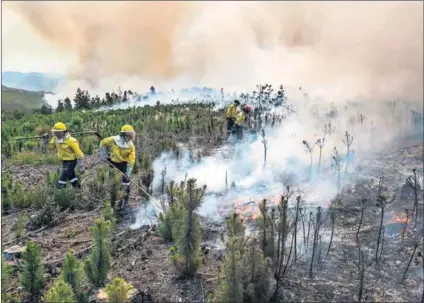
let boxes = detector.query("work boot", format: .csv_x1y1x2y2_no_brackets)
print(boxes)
70,180,81,189
57,182,67,189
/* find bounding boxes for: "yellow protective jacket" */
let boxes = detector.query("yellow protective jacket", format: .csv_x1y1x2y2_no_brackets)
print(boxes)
235,111,246,126
48,133,84,161
99,135,136,167
226,104,238,119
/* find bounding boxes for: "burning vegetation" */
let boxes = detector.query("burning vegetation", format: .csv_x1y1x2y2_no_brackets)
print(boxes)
1,82,424,303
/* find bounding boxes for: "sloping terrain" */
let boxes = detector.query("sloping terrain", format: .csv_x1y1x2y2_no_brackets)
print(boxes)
1,85,45,111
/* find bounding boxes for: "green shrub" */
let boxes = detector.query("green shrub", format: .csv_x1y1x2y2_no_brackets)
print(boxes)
84,218,111,287
19,241,45,294
12,211,29,238
105,277,134,303
1,252,12,292
9,152,59,166
43,277,76,303
62,250,86,303
53,188,77,210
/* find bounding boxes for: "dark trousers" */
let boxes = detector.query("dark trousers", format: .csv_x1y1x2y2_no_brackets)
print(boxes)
58,160,80,188
233,124,243,141
226,118,235,138
107,159,131,203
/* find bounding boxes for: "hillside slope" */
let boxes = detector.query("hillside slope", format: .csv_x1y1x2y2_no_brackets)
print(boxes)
1,85,45,111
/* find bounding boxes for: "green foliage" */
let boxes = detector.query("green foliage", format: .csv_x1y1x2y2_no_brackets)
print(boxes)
12,211,30,238
167,179,206,276
53,187,77,210
8,152,60,166
62,249,86,303
209,213,247,303
28,198,62,230
19,240,45,294
103,200,116,230
1,252,12,292
43,277,76,303
1,173,28,210
105,277,134,303
84,218,111,287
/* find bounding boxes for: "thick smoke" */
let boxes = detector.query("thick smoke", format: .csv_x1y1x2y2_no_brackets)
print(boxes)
6,1,423,102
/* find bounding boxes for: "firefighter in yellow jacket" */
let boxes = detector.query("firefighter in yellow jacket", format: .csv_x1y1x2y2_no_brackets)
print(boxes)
225,99,240,140
47,122,85,189
234,105,253,141
99,124,136,207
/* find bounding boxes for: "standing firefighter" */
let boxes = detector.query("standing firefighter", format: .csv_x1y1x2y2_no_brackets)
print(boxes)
226,99,240,140
47,122,85,189
99,125,136,208
234,105,253,142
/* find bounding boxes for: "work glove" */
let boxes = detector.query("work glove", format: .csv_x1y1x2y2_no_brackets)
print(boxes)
99,147,108,162
77,159,85,174
125,165,133,179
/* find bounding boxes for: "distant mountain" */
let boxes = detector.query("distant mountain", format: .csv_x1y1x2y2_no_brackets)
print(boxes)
1,85,45,111
1,71,63,92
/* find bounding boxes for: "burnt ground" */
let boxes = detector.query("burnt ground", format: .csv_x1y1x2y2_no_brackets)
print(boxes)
2,140,423,302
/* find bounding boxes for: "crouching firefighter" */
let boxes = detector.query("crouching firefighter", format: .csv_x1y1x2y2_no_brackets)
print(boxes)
225,99,240,140
233,105,253,142
99,125,136,208
48,122,85,189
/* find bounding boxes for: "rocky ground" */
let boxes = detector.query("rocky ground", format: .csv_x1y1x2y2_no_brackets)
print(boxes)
2,139,423,302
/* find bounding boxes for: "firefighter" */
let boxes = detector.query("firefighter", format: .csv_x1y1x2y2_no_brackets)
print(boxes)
225,99,240,140
99,124,136,207
47,122,85,189
233,105,253,141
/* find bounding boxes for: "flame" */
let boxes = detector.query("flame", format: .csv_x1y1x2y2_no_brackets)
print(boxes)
389,213,408,224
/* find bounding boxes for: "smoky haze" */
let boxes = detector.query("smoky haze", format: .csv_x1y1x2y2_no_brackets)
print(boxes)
6,1,424,102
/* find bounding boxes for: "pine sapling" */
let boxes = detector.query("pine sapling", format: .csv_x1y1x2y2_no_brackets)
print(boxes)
84,218,111,287
302,140,315,181
161,167,167,194
105,277,134,303
103,200,116,231
294,196,301,263
261,129,269,169
1,252,12,292
62,249,86,302
333,147,342,203
19,240,45,295
43,277,76,303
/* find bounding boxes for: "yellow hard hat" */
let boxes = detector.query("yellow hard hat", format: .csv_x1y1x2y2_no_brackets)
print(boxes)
52,122,67,132
121,124,134,132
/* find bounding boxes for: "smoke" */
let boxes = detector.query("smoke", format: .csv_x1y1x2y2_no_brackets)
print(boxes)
6,1,423,103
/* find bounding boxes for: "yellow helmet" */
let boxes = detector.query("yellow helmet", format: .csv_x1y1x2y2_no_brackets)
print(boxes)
52,122,67,132
121,124,134,132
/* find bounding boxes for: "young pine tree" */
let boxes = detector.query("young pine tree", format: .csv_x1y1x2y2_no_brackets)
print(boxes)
44,277,76,303
173,179,206,276
1,252,12,292
84,218,111,287
103,200,116,230
105,277,134,303
210,214,246,303
19,241,45,295
62,249,86,302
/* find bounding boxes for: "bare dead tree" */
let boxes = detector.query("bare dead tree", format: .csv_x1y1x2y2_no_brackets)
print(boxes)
401,234,419,284
225,170,228,189
302,140,315,180
391,101,397,124
356,246,367,303
377,172,384,198
360,114,365,128
300,208,307,247
326,210,336,258
406,168,420,228
310,206,322,279
161,167,167,194
294,196,301,263
375,196,386,266
342,131,354,173
323,121,336,137
379,225,385,262
356,199,367,245
401,209,410,249
315,138,326,176
261,129,269,169
333,147,342,203
306,211,313,252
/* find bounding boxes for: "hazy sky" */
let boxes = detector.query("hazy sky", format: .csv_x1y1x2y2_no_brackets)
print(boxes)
2,3,75,74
